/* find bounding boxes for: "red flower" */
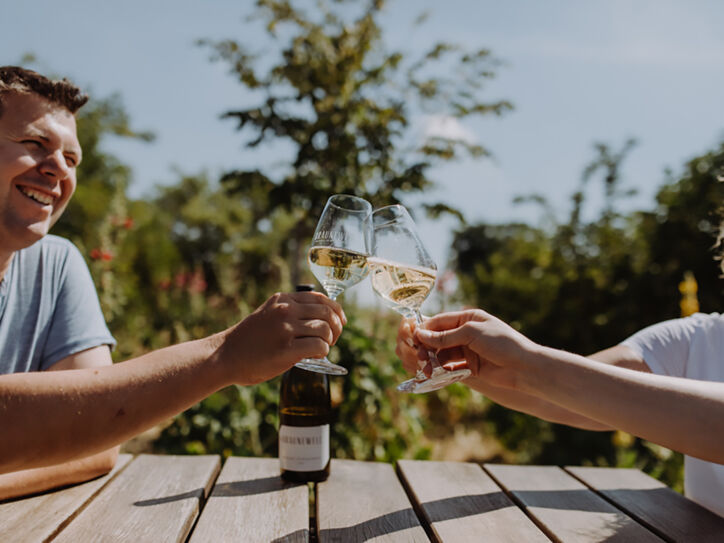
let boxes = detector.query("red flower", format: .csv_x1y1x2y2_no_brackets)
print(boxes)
158,278,171,291
174,272,187,288
101,251,113,261
123,217,134,230
90,248,101,260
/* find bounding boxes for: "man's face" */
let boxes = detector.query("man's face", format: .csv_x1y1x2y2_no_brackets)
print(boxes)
0,92,81,251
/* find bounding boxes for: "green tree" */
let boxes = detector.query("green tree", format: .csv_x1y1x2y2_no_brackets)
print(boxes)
154,0,514,462
202,0,511,282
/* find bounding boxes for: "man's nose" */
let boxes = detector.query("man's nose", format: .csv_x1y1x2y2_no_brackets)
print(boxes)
39,150,71,181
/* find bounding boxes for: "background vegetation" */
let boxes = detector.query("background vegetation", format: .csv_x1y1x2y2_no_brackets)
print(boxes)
48,0,724,492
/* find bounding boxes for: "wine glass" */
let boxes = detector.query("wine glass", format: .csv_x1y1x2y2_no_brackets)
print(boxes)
296,194,372,375
369,205,471,393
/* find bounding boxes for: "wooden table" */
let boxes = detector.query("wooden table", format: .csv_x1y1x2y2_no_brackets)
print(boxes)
2,454,722,542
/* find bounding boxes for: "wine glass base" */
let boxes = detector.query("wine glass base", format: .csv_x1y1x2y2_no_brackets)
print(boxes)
397,368,471,393
295,357,348,375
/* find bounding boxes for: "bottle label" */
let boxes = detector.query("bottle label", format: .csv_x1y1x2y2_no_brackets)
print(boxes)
279,424,330,471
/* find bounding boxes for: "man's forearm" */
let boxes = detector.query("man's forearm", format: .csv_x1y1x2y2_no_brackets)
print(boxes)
0,334,228,474
0,447,119,501
523,346,724,463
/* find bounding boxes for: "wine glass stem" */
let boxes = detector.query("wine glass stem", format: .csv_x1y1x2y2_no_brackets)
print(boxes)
414,309,442,379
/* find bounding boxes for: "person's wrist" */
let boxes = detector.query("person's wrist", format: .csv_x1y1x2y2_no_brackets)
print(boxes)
515,341,549,395
205,329,240,388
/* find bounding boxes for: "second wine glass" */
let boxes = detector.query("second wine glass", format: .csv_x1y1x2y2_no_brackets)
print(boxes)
369,205,471,393
296,194,372,375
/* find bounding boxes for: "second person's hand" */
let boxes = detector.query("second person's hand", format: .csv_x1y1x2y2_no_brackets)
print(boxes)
395,314,475,379
412,309,539,390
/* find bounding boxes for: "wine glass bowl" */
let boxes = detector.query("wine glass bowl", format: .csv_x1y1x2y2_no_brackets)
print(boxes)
308,246,368,300
369,205,471,393
296,194,372,375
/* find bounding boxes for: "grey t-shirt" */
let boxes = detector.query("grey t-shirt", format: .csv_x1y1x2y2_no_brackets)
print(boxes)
0,235,116,373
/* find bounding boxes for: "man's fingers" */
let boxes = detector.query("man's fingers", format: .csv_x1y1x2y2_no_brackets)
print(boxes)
292,337,330,360
291,291,347,325
298,303,344,339
296,320,335,345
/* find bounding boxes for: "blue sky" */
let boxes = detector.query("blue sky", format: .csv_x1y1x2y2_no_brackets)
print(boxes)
3,0,724,294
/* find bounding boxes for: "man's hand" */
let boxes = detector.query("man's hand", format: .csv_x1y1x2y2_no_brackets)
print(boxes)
219,291,346,385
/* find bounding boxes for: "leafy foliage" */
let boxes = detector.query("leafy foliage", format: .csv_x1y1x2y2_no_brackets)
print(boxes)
201,0,511,281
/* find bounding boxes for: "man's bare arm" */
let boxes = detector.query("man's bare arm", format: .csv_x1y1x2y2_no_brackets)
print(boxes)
0,291,346,474
0,448,118,501
0,346,120,500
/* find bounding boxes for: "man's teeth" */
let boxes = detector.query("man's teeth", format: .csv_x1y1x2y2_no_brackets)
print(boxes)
20,187,54,205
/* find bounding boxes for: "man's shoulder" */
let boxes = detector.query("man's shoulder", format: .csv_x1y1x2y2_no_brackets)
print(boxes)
15,236,86,276
35,235,78,251
22,235,81,259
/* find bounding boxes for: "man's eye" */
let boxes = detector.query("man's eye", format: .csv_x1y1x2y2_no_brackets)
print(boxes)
22,139,42,148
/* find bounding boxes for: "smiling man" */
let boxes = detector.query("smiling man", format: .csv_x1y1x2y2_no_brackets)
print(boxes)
0,67,346,500
0,67,120,499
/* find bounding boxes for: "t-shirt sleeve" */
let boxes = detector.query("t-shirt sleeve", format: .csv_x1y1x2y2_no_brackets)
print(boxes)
40,243,116,369
620,315,704,377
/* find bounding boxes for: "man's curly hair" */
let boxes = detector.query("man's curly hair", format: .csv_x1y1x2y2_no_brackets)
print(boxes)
0,66,88,117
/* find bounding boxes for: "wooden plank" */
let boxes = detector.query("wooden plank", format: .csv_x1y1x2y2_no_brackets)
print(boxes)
485,464,663,542
397,459,549,543
53,454,220,543
316,459,429,542
566,466,724,543
189,456,309,542
0,453,133,543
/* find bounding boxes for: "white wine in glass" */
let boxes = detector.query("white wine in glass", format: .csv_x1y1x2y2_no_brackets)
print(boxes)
296,194,372,375
308,246,369,300
369,205,471,393
367,260,436,317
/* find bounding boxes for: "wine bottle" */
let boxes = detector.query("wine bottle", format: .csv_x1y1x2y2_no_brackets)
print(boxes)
279,284,332,482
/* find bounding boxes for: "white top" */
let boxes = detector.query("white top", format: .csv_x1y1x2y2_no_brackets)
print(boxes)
622,312,724,517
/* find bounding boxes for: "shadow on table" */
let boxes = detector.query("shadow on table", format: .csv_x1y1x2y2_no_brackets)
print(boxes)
134,476,302,506
212,476,303,497
421,490,512,523
134,488,204,506
270,528,309,543
317,507,422,543
419,489,650,541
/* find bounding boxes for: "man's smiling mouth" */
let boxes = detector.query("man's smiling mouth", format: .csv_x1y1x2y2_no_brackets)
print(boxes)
18,186,55,206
